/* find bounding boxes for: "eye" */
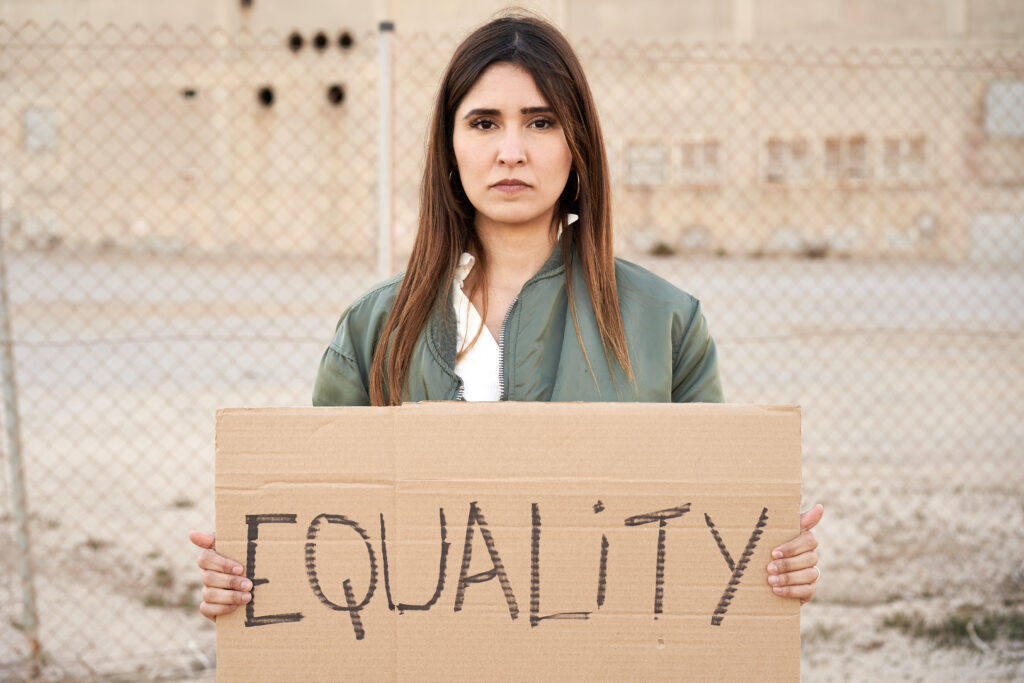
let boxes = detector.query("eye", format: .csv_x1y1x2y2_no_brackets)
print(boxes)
469,118,497,131
530,117,556,130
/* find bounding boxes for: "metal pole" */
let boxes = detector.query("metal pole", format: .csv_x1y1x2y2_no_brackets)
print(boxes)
377,20,395,278
0,204,42,678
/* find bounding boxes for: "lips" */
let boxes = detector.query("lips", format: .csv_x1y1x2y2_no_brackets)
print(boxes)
491,178,530,193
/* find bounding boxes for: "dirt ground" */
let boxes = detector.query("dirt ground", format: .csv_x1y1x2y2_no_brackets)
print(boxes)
1,253,1022,681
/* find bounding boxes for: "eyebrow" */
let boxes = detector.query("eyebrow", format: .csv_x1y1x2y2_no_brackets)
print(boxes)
462,106,553,119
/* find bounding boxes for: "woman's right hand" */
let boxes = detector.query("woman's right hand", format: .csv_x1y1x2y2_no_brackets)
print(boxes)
188,530,252,621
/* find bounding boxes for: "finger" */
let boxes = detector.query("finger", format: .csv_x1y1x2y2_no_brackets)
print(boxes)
772,504,824,559
203,570,253,592
200,601,241,621
800,504,824,532
202,586,252,606
771,582,816,603
766,550,819,575
768,565,820,588
189,530,216,551
771,528,819,560
197,548,245,575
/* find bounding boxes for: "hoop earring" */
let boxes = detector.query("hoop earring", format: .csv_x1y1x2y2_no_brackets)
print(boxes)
573,171,580,202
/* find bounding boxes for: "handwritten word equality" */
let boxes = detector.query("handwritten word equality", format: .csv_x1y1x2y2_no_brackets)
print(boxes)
243,502,769,640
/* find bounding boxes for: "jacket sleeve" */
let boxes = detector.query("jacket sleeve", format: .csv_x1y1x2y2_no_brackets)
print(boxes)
311,277,403,406
671,301,725,403
312,344,371,406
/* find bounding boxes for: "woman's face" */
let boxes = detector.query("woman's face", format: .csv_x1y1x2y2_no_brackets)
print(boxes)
452,62,573,234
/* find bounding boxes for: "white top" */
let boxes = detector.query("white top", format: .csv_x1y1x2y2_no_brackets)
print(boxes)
452,252,501,401
452,217,573,401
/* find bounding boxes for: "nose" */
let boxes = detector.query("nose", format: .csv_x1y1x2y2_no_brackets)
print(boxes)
496,129,526,167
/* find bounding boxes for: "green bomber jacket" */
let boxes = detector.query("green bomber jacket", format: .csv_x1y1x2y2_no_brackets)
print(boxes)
312,243,724,405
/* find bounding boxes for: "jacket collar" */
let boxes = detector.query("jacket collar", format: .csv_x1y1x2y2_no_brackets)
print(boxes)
425,235,568,378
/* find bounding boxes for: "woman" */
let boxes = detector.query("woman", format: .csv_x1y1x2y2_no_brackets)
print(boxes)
191,12,822,619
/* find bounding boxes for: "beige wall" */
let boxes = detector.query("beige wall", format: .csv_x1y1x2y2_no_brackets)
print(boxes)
566,0,733,41
2,1,1021,261
754,0,952,42
1,0,1022,43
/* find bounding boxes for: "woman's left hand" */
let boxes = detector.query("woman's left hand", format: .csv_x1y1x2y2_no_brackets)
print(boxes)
766,503,823,603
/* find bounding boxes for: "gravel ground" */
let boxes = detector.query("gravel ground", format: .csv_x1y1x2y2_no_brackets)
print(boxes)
1,253,1021,681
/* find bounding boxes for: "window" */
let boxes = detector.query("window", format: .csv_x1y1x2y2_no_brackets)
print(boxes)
765,138,809,183
984,81,1024,138
678,140,721,185
625,143,668,186
824,135,868,180
882,136,927,181
23,106,59,153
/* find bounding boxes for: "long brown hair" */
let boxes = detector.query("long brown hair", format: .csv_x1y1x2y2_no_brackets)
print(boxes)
369,12,632,405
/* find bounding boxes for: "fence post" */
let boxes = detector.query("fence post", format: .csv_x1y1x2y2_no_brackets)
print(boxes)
377,20,395,279
0,201,42,678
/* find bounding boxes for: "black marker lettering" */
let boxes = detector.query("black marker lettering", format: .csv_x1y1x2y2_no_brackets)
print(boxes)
305,513,378,640
454,501,519,620
708,507,768,626
530,503,590,627
379,513,396,612
244,514,303,627
380,509,450,613
597,534,609,608
704,513,735,572
341,577,365,640
594,501,607,609
625,504,691,616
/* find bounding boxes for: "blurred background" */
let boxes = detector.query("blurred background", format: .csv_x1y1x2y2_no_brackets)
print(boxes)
0,0,1021,680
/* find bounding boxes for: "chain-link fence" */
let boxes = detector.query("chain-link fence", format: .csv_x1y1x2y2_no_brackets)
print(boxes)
1,21,1022,681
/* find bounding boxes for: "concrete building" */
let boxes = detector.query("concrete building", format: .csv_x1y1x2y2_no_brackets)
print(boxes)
1,0,1022,262
2,0,1023,45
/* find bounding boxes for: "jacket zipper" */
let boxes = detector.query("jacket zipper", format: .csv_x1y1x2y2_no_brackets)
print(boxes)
497,296,519,401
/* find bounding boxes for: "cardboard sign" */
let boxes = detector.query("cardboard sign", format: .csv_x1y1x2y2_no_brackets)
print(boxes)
215,403,801,681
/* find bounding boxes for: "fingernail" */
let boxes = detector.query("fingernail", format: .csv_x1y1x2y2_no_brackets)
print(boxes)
767,562,777,573
232,565,243,575
768,575,779,586
772,587,784,595
242,593,251,603
241,580,252,591
772,550,783,560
